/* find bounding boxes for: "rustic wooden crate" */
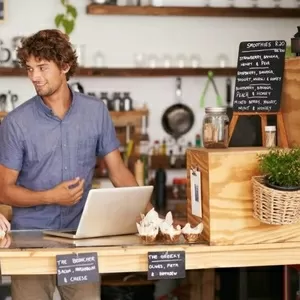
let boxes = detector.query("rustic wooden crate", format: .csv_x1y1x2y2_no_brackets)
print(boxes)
186,147,300,246
282,57,300,147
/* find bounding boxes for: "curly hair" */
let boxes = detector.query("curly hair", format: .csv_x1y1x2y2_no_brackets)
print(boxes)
17,29,78,81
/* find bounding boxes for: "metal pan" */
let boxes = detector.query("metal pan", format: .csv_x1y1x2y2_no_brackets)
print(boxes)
161,77,194,140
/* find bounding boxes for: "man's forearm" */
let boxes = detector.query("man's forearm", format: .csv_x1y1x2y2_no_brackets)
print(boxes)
109,164,154,214
109,164,139,187
0,185,52,207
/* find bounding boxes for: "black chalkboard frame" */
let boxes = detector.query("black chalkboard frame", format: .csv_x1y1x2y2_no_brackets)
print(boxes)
0,0,6,22
233,40,286,113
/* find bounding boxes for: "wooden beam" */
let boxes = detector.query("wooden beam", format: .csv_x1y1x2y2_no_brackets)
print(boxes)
0,67,237,77
86,4,300,18
3,241,300,275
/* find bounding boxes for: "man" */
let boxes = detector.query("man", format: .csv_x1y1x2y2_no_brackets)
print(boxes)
0,29,148,300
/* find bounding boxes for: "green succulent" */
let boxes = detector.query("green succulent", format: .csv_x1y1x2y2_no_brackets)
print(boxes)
258,147,300,188
55,0,78,36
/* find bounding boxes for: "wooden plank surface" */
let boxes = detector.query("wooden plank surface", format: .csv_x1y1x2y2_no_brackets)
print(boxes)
2,241,300,275
86,4,300,18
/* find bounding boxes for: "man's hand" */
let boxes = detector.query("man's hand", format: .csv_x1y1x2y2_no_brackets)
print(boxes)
0,234,11,249
0,213,10,232
48,177,85,206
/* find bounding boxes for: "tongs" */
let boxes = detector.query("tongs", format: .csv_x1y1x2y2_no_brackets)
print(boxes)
200,71,223,108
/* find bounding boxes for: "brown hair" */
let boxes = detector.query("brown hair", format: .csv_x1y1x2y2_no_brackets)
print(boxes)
17,29,78,81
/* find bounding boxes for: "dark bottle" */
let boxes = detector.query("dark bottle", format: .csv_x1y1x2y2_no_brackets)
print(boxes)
112,92,122,112
154,167,166,214
100,92,110,109
291,26,300,56
122,92,133,111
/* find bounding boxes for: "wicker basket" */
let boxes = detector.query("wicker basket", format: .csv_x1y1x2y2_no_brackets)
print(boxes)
252,176,300,225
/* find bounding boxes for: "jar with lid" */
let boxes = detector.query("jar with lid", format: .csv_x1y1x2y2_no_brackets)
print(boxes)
202,107,229,149
265,126,276,148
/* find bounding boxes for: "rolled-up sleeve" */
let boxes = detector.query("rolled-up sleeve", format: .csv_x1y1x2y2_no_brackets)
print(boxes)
96,104,120,157
0,116,24,171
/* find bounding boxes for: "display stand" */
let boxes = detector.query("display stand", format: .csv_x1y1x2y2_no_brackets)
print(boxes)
228,111,288,147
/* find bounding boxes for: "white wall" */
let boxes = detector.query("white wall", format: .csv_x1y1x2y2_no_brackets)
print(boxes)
0,0,299,147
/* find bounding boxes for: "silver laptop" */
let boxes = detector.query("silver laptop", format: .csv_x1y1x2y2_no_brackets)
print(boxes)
43,185,153,239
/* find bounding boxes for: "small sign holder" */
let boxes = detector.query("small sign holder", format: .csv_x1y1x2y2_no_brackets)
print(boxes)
228,111,288,148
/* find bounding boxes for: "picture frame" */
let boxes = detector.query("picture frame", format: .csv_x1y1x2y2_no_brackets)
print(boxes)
0,0,6,23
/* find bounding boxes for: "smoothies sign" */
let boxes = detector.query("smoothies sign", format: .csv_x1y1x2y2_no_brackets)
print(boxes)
233,40,286,113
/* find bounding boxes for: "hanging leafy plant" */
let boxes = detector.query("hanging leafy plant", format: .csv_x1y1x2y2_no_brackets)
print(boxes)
54,0,78,35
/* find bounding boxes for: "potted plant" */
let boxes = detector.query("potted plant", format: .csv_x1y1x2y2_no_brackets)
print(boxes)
257,147,300,191
54,0,78,36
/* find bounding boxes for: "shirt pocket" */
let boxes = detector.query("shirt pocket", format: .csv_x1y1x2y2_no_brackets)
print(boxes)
25,135,59,164
77,135,98,166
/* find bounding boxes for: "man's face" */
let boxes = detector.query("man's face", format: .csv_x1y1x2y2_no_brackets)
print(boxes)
25,55,67,97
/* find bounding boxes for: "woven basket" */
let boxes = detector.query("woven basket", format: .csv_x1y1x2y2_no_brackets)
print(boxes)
252,176,300,225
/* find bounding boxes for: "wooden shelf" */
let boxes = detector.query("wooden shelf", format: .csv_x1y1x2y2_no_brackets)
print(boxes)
0,109,148,120
86,4,300,18
0,67,236,77
110,109,148,118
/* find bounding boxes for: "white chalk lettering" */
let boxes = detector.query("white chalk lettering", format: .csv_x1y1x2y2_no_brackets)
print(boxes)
70,275,88,282
72,256,95,264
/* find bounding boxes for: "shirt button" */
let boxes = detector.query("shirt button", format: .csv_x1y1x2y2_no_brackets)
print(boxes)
64,166,68,170
63,144,67,147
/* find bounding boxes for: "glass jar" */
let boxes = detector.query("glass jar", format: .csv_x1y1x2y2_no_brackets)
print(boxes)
265,125,276,148
202,107,229,149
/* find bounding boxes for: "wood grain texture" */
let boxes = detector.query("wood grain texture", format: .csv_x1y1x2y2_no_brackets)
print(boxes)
4,241,300,275
281,57,300,147
110,109,148,127
86,4,300,18
187,147,300,245
0,67,237,77
186,148,209,241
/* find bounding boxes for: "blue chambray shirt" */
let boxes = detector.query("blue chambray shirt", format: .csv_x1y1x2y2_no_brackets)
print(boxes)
0,88,120,230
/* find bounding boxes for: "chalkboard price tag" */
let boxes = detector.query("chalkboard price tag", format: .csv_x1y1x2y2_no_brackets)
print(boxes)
56,252,99,286
147,251,186,280
233,40,286,113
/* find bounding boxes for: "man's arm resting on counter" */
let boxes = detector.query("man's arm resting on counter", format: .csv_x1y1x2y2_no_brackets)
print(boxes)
103,149,153,212
0,164,51,207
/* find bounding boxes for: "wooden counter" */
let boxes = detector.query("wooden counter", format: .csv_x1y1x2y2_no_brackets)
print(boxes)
1,231,300,275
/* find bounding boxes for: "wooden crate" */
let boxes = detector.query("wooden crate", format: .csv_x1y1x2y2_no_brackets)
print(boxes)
281,57,300,147
186,147,300,246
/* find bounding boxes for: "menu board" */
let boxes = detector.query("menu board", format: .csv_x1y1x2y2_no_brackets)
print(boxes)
56,252,99,286
147,251,185,280
233,40,286,113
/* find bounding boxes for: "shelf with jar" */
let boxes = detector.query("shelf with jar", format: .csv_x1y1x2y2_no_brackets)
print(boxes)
0,66,236,77
86,4,300,18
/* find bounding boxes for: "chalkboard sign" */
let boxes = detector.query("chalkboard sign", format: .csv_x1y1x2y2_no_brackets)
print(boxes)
56,252,99,286
0,0,4,21
147,251,185,280
233,40,286,112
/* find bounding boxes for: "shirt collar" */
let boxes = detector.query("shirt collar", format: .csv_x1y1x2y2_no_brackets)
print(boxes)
36,85,77,116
